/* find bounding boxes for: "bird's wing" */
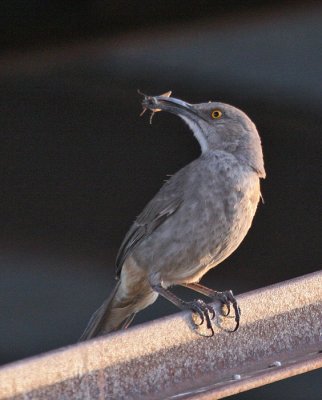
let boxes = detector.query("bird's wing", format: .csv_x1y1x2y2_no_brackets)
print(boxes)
115,179,183,278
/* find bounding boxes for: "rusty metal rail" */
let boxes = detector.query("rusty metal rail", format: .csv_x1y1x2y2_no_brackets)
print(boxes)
0,271,321,399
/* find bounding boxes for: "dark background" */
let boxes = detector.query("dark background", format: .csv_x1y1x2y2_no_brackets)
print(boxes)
0,1,321,398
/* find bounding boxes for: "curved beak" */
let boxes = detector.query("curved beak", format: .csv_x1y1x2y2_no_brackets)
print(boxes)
141,92,207,122
143,94,192,113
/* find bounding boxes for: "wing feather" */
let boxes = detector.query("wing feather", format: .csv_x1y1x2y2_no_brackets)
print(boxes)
115,191,183,277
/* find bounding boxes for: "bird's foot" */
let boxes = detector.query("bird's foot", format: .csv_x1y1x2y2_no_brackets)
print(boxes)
212,290,240,332
183,299,216,337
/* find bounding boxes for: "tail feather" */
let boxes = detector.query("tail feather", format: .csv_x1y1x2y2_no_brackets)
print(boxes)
79,259,158,341
79,281,121,341
79,275,158,341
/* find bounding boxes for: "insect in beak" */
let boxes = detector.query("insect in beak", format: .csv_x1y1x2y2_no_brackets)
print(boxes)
138,90,172,124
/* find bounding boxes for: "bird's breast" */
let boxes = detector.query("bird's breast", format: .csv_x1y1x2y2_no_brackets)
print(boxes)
132,154,261,285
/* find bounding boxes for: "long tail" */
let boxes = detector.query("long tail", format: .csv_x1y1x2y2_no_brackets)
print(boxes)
79,276,157,341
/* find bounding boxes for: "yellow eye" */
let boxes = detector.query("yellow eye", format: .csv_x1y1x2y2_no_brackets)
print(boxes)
211,109,222,119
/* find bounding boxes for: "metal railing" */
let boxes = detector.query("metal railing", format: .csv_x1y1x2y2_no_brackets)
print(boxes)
0,271,321,399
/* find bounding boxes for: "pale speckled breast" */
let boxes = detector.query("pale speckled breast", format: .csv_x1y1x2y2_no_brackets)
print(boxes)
132,151,261,287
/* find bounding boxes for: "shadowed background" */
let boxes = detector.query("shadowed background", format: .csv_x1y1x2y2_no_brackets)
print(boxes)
0,1,321,398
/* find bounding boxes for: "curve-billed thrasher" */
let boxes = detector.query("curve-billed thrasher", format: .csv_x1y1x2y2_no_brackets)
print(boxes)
80,92,265,340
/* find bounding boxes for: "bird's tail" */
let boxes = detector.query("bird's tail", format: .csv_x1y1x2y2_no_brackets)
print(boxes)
79,275,157,341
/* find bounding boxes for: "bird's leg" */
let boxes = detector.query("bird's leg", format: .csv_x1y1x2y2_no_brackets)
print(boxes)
151,284,215,336
181,282,240,332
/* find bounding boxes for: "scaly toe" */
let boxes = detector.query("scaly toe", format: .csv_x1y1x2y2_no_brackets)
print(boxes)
189,299,215,335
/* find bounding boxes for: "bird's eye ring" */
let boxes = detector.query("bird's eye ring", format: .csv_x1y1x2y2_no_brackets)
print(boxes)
211,109,222,119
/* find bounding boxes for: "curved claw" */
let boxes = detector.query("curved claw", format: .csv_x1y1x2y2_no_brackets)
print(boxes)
224,290,240,332
232,302,241,332
205,303,216,320
220,294,230,316
190,300,205,325
193,309,205,326
188,299,215,335
204,311,215,337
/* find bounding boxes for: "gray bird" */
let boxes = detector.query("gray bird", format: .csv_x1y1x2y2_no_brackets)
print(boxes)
80,92,265,340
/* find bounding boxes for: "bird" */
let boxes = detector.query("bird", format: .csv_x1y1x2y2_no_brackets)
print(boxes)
80,91,265,340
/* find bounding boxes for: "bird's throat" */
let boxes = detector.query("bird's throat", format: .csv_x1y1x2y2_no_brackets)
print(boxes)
180,116,209,153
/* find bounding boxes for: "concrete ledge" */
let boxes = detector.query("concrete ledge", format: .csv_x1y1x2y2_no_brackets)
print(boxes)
0,271,321,399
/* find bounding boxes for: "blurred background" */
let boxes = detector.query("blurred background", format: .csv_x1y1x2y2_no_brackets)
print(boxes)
0,1,321,398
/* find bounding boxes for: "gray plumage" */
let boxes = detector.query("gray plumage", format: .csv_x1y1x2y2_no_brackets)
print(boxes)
80,94,265,340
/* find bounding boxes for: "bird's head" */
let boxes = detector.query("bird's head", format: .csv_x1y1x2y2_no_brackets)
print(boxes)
141,93,265,178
